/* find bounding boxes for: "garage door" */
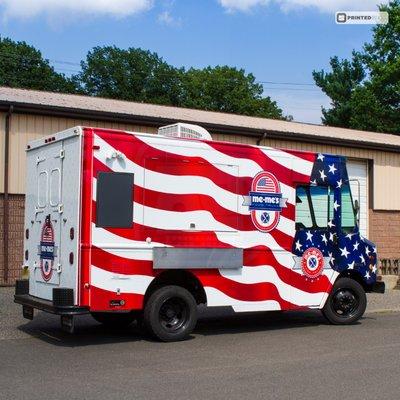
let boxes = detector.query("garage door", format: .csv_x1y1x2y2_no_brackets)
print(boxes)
347,160,368,238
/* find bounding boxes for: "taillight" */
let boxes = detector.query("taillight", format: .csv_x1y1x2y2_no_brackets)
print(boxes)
25,229,29,239
70,227,74,240
69,252,74,265
25,250,29,261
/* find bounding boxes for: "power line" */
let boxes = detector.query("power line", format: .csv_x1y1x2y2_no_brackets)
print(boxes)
0,51,320,89
259,80,316,86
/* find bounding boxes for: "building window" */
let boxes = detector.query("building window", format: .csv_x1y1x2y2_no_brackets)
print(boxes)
96,172,134,228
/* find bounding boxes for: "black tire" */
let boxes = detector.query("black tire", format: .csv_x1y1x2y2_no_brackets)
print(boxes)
144,285,197,342
322,277,366,325
91,312,136,327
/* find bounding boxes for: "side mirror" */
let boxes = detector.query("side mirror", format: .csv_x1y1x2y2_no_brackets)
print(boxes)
354,199,360,215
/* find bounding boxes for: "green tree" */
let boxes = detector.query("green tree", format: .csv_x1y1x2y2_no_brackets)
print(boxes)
180,66,285,119
0,37,77,93
77,46,184,105
313,0,400,133
312,54,365,128
78,46,286,119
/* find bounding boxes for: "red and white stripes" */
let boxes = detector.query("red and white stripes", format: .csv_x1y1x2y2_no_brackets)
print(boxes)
84,128,335,312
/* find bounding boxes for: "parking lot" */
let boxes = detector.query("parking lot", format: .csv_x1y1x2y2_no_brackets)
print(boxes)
1,287,400,400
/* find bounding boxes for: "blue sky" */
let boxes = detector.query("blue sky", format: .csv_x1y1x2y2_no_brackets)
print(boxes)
0,0,386,123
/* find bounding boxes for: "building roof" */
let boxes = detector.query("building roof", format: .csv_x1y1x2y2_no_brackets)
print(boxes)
0,86,399,151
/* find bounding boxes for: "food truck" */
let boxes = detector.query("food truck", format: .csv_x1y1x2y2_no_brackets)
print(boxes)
14,124,384,341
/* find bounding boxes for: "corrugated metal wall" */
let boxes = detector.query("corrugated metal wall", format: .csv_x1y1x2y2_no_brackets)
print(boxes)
0,112,399,211
2,113,157,194
0,113,5,192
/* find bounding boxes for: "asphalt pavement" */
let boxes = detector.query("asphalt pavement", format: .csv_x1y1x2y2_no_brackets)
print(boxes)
1,287,400,400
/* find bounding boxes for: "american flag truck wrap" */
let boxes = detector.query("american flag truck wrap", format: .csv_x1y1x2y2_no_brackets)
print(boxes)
15,124,384,341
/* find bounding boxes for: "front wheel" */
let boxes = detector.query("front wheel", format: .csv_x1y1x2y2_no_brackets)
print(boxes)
322,277,366,325
144,285,197,342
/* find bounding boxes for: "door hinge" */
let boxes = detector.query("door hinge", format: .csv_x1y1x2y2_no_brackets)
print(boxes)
56,264,62,274
34,207,45,218
55,149,65,159
36,156,46,165
58,204,64,214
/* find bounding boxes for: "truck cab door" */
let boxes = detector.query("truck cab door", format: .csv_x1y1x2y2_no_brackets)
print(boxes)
292,185,338,307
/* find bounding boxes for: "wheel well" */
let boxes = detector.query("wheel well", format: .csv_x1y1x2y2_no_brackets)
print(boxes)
144,270,207,305
338,270,368,291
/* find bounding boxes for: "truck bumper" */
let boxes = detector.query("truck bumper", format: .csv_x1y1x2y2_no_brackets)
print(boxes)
370,281,385,294
14,279,89,316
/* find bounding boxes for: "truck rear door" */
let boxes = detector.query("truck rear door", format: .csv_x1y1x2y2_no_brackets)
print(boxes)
25,129,82,303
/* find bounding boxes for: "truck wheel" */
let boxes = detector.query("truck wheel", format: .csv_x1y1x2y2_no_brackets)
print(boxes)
91,312,136,327
322,277,366,325
144,285,197,342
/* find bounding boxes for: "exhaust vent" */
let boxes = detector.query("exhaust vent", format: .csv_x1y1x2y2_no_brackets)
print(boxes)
158,123,212,140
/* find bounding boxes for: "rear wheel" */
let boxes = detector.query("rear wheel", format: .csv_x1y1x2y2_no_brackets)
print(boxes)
144,285,197,342
322,277,366,325
91,312,136,327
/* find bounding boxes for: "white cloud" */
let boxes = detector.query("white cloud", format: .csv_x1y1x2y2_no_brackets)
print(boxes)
218,0,389,13
0,0,153,20
218,0,269,13
157,10,182,27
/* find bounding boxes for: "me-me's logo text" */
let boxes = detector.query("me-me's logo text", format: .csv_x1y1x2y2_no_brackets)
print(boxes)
243,171,287,233
336,11,389,25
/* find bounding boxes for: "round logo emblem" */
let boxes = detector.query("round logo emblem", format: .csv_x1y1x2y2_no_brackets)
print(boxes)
301,247,325,279
40,216,55,282
250,171,281,233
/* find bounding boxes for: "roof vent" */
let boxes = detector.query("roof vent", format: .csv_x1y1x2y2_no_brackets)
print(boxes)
158,123,212,140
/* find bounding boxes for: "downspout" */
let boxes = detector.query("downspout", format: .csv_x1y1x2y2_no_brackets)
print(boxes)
3,105,13,284
256,131,268,146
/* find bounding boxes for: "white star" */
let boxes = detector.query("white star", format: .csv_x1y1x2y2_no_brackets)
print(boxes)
372,265,377,274
365,247,371,256
306,231,313,242
328,164,337,174
329,232,336,241
295,240,302,251
321,234,328,245
333,200,340,211
353,241,359,251
319,170,327,181
365,271,371,280
310,179,317,185
359,254,365,263
336,179,343,188
348,261,355,270
327,220,335,229
328,252,335,264
345,233,354,240
340,246,350,258
317,153,325,161
373,246,377,253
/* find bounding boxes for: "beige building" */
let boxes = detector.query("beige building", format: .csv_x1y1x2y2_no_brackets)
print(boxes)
1,87,400,285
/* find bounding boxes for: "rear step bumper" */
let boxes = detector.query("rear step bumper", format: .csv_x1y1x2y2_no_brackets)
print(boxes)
14,280,89,316
14,294,89,315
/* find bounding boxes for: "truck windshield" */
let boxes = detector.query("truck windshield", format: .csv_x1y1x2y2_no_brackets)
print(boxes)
341,184,357,231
